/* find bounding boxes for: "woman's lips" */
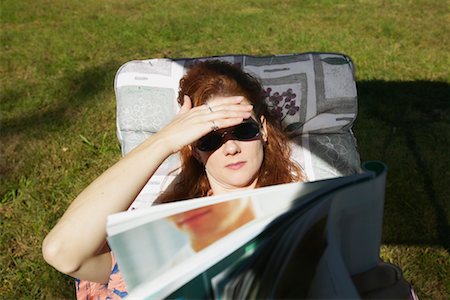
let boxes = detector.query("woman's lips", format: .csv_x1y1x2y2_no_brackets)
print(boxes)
226,161,246,170
175,208,211,227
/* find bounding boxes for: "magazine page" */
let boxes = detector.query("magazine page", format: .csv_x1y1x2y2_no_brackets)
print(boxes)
107,181,304,290
107,171,375,297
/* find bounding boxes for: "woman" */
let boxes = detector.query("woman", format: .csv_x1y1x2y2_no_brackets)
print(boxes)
43,60,414,300
43,60,304,298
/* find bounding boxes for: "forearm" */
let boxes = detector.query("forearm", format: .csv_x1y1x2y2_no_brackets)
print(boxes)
43,134,171,277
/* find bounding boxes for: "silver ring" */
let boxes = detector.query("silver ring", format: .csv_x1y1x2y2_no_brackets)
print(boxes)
211,120,219,131
205,102,214,113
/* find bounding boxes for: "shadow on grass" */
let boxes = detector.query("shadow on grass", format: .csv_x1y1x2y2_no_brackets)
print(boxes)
1,61,119,137
355,80,449,252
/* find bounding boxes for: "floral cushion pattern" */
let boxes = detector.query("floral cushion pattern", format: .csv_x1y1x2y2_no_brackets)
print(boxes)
114,53,361,206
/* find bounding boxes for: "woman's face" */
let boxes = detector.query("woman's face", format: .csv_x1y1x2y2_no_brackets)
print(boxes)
194,113,267,195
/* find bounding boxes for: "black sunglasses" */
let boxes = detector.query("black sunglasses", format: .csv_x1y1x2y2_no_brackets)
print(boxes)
196,120,261,152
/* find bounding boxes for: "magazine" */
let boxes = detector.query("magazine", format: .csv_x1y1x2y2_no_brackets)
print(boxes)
106,161,387,299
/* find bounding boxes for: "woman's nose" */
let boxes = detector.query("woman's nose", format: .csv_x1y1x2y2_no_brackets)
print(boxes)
222,139,241,155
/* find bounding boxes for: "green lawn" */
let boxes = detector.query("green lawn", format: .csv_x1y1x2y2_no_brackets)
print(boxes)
1,0,449,299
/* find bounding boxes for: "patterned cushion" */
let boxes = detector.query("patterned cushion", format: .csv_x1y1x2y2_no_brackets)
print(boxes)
114,53,361,207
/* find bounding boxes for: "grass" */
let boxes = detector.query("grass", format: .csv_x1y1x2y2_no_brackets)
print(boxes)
1,0,449,299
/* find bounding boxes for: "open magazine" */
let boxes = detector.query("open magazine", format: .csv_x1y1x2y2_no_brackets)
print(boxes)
106,161,387,299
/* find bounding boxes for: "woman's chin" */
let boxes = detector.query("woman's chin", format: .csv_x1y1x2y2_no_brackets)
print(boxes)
222,176,258,190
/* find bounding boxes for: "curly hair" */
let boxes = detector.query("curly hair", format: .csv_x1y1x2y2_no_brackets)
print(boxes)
156,60,305,203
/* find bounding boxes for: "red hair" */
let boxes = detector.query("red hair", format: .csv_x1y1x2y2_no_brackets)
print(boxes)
156,60,305,203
